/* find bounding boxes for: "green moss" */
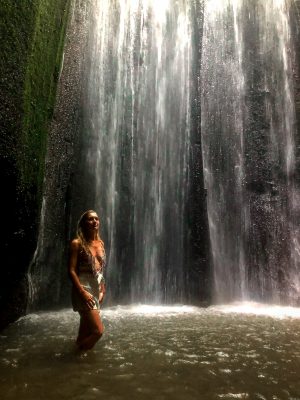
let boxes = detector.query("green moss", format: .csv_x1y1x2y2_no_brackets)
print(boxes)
0,0,72,327
20,0,71,202
0,1,36,155
1,0,71,209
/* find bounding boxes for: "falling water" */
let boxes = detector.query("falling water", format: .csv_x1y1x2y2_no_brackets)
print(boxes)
201,0,246,302
201,0,300,304
79,0,193,302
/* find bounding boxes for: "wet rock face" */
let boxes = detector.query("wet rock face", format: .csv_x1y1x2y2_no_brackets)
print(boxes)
201,0,300,304
0,0,71,329
291,1,300,174
27,0,93,311
187,1,211,304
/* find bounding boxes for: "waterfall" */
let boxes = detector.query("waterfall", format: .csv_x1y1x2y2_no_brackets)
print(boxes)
77,0,193,303
201,0,300,304
25,0,300,310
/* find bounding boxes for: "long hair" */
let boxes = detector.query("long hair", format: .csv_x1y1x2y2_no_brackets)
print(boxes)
76,210,103,254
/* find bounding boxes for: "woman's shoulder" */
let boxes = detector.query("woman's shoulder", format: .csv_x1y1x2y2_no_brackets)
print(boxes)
70,238,81,250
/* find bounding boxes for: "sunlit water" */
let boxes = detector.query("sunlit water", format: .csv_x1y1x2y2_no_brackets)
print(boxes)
1,304,300,399
77,0,193,302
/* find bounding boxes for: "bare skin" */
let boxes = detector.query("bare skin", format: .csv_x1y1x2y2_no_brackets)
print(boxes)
68,211,106,351
76,310,104,350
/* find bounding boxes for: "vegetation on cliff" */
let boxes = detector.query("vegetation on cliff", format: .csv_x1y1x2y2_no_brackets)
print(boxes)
0,0,71,329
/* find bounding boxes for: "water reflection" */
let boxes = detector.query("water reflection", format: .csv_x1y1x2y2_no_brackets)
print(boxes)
0,304,299,399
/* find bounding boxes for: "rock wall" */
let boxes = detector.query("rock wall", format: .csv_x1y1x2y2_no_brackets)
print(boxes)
291,0,300,175
186,0,211,305
0,0,71,329
27,0,92,311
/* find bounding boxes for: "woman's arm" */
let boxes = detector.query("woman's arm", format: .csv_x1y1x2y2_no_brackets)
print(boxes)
99,281,106,303
68,239,82,292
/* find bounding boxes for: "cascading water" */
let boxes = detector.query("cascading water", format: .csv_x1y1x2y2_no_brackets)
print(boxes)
201,0,247,302
25,0,300,311
201,0,300,304
77,0,193,303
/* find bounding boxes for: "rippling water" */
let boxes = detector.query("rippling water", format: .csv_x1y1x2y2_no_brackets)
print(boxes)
1,304,300,399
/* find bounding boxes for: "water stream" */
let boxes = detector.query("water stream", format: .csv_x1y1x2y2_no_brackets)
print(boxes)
201,0,300,304
73,0,194,303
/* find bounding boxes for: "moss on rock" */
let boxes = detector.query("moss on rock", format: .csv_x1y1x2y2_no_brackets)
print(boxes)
21,0,70,199
0,0,71,329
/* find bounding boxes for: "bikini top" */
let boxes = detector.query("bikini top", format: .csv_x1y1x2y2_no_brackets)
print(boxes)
77,245,106,277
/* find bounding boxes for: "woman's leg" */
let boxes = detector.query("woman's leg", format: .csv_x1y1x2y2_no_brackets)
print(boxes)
76,310,104,351
76,315,90,345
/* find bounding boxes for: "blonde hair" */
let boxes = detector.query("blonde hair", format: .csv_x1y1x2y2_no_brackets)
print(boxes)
76,209,103,254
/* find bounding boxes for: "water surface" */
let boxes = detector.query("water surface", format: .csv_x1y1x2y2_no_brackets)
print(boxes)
1,304,300,399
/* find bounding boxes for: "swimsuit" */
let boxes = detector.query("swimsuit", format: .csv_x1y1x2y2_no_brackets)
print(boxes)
72,246,106,312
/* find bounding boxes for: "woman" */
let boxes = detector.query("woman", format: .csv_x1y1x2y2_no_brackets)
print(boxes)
68,209,106,351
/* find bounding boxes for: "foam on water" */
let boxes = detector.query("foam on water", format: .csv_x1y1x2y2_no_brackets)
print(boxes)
211,301,300,319
1,304,300,399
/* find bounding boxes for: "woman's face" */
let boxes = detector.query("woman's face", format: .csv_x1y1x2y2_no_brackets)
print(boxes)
85,212,100,230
